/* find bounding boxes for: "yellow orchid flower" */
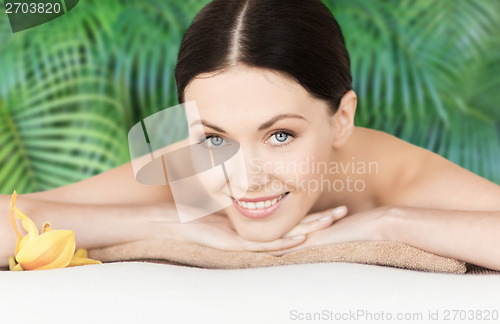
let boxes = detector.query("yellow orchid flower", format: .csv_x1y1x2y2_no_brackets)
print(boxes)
8,191,102,271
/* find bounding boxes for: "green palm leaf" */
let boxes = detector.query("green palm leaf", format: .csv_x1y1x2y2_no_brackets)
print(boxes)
1,0,499,196
0,2,129,194
325,0,500,183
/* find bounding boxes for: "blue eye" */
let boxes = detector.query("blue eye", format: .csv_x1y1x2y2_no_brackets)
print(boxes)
274,133,288,142
267,131,293,146
199,135,227,148
210,136,224,146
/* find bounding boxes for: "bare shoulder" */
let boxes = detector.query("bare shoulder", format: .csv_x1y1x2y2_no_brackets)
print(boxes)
350,127,425,199
354,127,500,210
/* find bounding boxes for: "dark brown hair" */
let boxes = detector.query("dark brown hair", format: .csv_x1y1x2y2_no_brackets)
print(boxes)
175,0,352,113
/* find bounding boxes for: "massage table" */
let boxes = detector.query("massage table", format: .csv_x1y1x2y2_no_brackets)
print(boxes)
1,261,499,324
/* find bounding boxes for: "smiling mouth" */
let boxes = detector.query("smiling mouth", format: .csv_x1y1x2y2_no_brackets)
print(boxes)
234,192,289,209
231,192,290,219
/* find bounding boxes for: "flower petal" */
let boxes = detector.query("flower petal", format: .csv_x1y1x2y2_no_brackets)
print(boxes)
14,207,39,237
16,230,75,270
73,248,88,259
68,249,102,267
8,256,23,271
13,208,39,255
67,257,102,267
9,191,23,255
9,191,22,238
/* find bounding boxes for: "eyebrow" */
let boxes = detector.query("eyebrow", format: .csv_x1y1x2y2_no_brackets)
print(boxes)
190,120,227,133
190,114,307,133
257,114,307,131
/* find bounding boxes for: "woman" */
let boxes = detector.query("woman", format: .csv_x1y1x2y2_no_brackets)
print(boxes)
2,0,500,270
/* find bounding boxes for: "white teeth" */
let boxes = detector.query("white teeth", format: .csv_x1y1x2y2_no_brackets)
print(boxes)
236,193,288,210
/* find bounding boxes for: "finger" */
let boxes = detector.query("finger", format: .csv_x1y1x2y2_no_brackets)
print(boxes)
240,234,306,252
265,239,314,256
283,206,348,237
283,214,335,237
265,246,299,256
299,205,348,224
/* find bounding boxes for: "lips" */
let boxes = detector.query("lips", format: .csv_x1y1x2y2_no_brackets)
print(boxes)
231,192,289,219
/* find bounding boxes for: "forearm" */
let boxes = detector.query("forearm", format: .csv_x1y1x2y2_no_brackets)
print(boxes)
0,194,181,267
387,206,500,270
19,161,174,205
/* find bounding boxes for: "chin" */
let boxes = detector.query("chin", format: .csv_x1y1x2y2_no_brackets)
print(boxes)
230,219,287,242
236,228,282,242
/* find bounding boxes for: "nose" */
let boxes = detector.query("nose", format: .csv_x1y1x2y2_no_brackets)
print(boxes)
242,148,271,192
222,142,271,197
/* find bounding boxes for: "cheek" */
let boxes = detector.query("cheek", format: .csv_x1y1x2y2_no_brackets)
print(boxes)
262,140,331,185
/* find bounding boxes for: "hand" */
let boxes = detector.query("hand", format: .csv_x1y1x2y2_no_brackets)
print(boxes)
268,205,392,256
149,206,309,253
281,205,349,238
174,205,351,253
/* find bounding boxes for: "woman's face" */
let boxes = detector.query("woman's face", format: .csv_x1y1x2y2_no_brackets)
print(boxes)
184,64,338,241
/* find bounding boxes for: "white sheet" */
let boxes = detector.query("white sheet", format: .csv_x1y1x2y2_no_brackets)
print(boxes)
1,262,499,324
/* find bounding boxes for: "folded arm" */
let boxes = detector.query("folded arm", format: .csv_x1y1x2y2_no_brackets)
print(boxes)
0,194,183,267
0,159,180,266
20,161,174,205
277,150,500,270
1,161,307,266
386,207,500,270
381,150,500,270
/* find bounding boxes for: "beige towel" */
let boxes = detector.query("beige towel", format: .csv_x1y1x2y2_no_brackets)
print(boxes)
88,239,467,274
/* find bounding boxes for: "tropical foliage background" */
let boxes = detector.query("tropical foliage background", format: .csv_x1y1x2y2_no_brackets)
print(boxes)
0,0,499,194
